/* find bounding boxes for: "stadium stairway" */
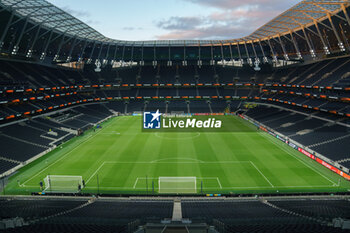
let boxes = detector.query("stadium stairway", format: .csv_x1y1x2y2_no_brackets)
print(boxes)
172,198,182,222
29,198,97,225
0,157,20,175
0,156,21,165
260,198,328,225
0,134,49,150
308,134,350,148
337,158,350,164
268,199,350,221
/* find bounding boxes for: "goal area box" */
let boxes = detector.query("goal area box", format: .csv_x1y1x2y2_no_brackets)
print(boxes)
43,175,83,193
158,177,196,194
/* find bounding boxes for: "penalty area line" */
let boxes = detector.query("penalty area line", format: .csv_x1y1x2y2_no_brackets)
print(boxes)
250,161,274,187
86,162,107,185
21,129,105,186
216,177,222,189
133,178,139,189
85,184,336,190
85,161,118,185
260,132,337,186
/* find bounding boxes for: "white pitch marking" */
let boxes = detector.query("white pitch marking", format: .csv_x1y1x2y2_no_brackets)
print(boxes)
133,178,139,189
150,157,205,163
217,185,335,189
100,133,121,135
86,187,198,190
85,161,251,164
154,132,201,140
260,132,337,186
216,177,222,189
85,162,106,185
18,185,38,188
85,185,335,190
250,161,274,187
136,177,219,180
22,129,105,186
21,118,119,187
85,161,121,185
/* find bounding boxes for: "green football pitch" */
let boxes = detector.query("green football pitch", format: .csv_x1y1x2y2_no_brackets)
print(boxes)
3,115,350,195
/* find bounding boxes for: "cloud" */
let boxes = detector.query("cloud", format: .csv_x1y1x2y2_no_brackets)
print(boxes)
157,17,203,30
155,8,273,40
185,0,296,10
155,13,252,40
155,0,299,40
60,6,100,26
61,6,91,18
157,25,252,40
122,27,143,31
85,20,100,25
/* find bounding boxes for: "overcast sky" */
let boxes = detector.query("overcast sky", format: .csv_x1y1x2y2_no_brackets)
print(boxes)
47,0,300,41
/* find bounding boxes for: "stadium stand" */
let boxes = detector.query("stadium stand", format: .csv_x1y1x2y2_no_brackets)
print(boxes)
0,0,349,231
1,54,350,176
1,197,349,232
0,158,19,174
0,103,114,173
244,105,350,167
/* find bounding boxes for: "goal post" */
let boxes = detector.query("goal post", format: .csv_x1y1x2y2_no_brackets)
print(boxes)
43,175,83,193
158,177,197,194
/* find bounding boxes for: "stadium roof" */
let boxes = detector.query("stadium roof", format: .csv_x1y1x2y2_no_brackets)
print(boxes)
0,0,349,46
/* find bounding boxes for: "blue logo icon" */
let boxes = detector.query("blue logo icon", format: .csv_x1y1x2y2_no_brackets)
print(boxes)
143,110,161,129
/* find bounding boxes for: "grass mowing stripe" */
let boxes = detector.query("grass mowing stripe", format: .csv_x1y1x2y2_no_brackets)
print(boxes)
216,177,222,189
86,161,107,184
250,161,274,187
232,133,279,187
21,121,110,186
259,132,337,186
5,115,349,195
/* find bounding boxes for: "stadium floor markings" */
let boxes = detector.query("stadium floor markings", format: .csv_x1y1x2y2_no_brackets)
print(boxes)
121,177,222,190
22,183,335,190
249,161,274,187
85,160,252,164
133,178,139,189
85,161,120,185
150,157,205,163
154,132,201,140
216,185,335,189
84,160,262,189
21,120,113,187
259,132,338,186
216,177,222,189
85,162,107,185
83,185,336,191
100,132,121,135
84,160,251,184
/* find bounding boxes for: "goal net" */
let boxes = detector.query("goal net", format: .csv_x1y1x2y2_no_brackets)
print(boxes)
158,177,197,194
43,175,83,193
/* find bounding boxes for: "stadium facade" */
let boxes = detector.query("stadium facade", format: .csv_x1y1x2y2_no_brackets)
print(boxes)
0,0,349,65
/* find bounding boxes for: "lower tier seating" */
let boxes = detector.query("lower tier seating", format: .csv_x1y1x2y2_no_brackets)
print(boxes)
2,197,348,233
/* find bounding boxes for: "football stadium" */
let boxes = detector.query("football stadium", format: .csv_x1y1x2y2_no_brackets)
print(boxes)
0,0,350,232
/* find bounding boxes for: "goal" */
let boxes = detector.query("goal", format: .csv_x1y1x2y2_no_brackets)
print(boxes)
43,175,83,193
158,177,197,194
